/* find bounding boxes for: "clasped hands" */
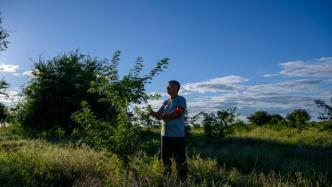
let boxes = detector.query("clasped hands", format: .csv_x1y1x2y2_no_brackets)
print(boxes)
150,111,165,120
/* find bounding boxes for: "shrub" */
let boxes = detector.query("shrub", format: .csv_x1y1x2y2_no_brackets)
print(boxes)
17,51,111,135
71,51,169,164
247,110,271,126
286,109,310,128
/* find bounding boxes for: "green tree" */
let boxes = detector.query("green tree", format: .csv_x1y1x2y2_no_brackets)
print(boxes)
71,101,142,165
189,112,203,128
215,107,238,137
184,111,191,138
286,109,311,128
247,110,271,126
202,112,216,142
0,15,10,125
0,79,9,96
0,103,7,125
0,15,9,52
132,93,162,128
72,51,169,165
17,51,111,135
269,113,285,125
0,15,10,97
133,105,154,128
201,108,238,141
314,95,332,122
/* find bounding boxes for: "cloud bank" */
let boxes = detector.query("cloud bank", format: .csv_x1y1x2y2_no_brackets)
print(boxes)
264,57,332,78
0,64,19,73
182,75,248,94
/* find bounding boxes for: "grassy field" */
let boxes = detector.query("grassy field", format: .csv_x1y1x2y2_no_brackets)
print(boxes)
0,123,331,187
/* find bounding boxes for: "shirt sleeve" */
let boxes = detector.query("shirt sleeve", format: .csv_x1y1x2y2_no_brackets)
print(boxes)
176,97,187,110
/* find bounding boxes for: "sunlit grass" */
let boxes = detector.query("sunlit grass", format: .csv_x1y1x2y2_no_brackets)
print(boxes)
233,124,332,148
0,124,331,186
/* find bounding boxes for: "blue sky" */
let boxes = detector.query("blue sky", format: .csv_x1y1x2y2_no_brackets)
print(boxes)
1,0,332,119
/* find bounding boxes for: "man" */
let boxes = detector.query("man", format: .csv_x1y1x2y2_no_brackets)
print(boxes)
150,80,188,181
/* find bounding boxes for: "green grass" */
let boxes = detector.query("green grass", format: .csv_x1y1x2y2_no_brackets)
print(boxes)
0,124,331,186
233,124,332,148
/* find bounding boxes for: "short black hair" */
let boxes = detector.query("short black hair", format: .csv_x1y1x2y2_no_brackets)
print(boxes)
169,80,180,90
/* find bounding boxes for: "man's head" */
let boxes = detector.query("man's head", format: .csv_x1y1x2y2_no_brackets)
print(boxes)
167,80,180,96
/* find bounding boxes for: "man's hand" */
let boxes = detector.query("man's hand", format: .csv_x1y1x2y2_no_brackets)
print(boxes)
147,105,164,120
159,106,184,120
149,106,185,120
151,111,163,120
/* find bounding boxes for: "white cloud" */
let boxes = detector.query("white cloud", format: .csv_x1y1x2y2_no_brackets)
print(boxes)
272,57,332,78
184,78,327,119
131,92,167,111
145,92,167,110
147,72,327,118
182,75,248,94
246,79,322,94
0,90,21,106
187,91,318,117
12,73,22,76
11,69,36,77
0,64,19,73
263,73,278,77
147,92,168,97
147,99,164,110
22,70,34,77
234,94,315,110
188,96,227,113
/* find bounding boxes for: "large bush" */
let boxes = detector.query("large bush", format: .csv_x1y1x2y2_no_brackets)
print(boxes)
18,50,169,163
269,113,285,125
247,110,271,126
286,109,310,128
202,108,238,141
72,51,168,164
17,52,112,135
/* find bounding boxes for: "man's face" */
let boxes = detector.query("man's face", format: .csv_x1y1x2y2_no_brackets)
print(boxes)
167,83,178,95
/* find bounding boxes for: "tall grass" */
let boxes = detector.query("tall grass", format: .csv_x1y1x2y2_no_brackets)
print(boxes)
0,124,331,186
233,124,332,148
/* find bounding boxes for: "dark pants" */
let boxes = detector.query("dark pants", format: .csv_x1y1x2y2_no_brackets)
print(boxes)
161,136,188,181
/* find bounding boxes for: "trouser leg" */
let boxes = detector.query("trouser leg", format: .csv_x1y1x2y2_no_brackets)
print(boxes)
161,136,172,177
175,138,188,181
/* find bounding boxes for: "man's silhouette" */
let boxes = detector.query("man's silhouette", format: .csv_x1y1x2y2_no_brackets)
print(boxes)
151,80,188,181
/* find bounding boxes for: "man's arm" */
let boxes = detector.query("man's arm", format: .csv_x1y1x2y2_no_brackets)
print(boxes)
160,106,185,120
150,106,164,120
